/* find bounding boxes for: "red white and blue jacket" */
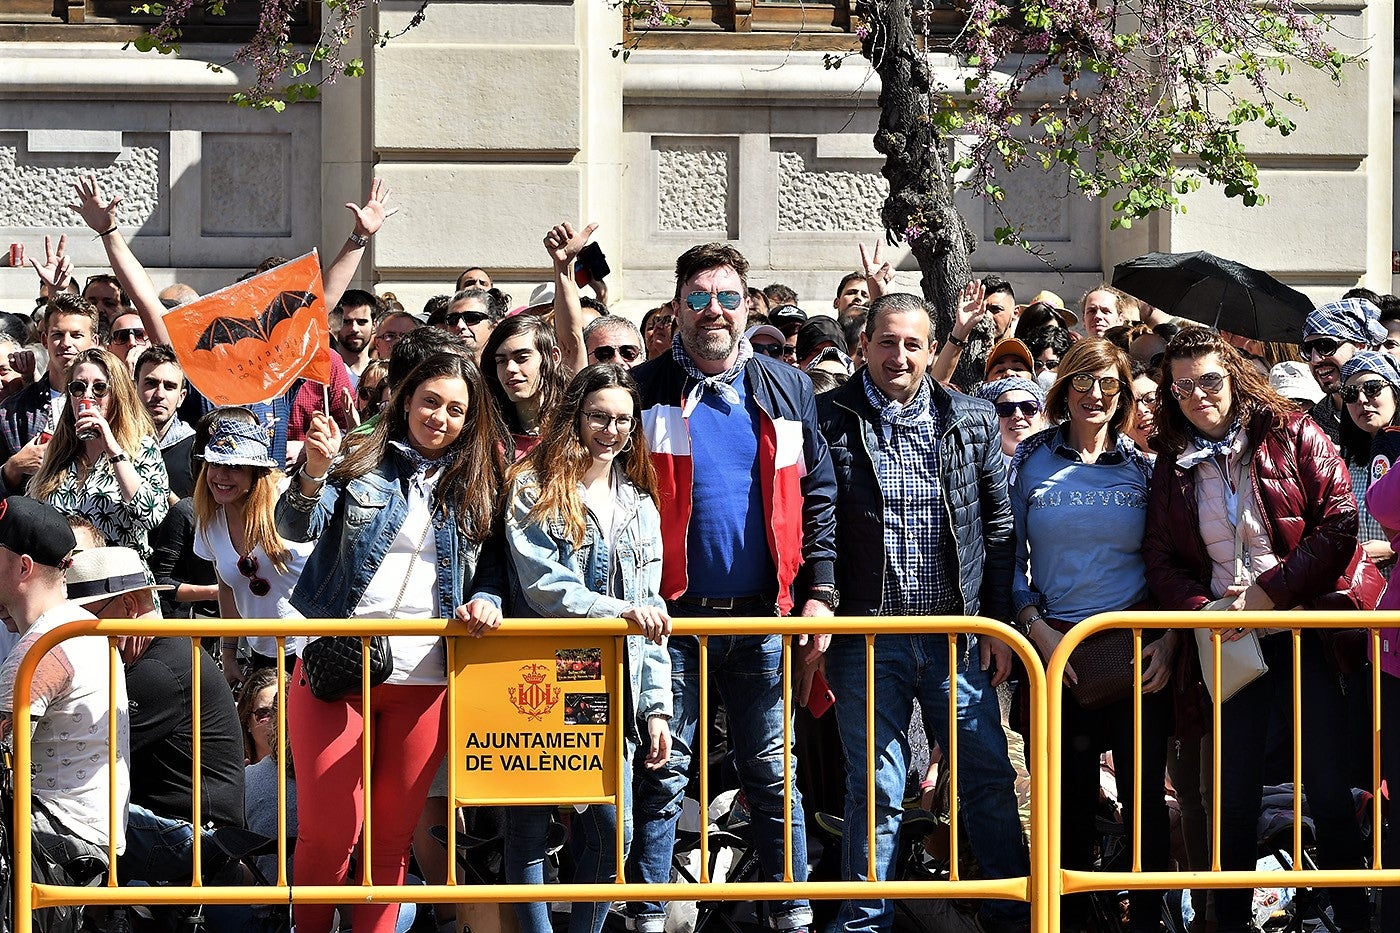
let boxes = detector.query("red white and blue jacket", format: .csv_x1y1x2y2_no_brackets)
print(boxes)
631,352,838,615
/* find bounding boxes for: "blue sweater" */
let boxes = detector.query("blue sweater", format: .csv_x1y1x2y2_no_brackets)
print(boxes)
1010,427,1151,623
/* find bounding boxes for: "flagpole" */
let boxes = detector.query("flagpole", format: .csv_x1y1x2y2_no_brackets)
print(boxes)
323,383,330,417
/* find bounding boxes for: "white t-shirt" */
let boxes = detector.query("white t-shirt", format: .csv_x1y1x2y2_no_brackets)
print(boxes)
349,470,444,685
0,601,130,854
45,385,64,439
193,507,312,658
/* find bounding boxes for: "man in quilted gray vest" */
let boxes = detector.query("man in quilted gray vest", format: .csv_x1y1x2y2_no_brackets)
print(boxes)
816,292,1029,933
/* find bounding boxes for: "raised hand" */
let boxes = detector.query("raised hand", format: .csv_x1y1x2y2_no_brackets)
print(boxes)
69,175,122,234
29,235,73,293
952,279,987,338
544,221,598,268
860,241,895,298
345,178,398,239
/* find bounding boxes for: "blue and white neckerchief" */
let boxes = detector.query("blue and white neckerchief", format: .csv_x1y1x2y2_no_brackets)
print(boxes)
390,441,455,499
672,334,753,414
1187,419,1243,459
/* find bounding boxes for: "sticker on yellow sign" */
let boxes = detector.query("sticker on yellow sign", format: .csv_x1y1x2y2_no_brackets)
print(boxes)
451,634,619,805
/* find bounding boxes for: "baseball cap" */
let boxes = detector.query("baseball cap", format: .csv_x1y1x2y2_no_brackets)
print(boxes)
795,316,846,364
768,305,808,334
744,324,786,345
984,338,1035,378
1269,360,1325,405
0,497,76,569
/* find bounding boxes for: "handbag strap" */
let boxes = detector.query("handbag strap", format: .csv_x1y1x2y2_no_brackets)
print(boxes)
1230,453,1255,587
389,515,433,618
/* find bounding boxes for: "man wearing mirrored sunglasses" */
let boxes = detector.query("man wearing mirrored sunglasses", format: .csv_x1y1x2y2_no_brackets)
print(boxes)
582,315,645,370
442,288,496,364
627,243,837,933
105,311,149,373
1300,297,1387,446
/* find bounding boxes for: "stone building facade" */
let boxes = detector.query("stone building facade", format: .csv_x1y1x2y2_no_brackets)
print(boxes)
0,0,1393,318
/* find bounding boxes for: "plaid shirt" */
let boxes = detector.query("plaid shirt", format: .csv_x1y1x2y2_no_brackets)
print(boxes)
862,371,957,616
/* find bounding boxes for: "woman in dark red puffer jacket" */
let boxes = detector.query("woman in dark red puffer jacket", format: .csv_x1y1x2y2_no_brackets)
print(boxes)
1143,327,1375,933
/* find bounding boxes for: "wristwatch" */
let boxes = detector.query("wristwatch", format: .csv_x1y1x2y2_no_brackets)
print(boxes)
1015,611,1043,636
946,332,968,349
808,586,840,610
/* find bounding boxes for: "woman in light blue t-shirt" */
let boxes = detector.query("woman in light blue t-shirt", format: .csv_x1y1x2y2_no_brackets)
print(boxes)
1009,337,1170,933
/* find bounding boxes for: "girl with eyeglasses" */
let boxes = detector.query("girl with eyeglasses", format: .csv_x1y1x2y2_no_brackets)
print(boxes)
30,346,169,556
191,407,312,687
276,352,507,933
1008,337,1170,933
500,364,672,933
975,375,1046,471
1125,359,1161,458
1143,327,1377,933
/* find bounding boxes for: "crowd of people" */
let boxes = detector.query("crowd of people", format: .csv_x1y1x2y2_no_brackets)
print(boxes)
0,176,1394,933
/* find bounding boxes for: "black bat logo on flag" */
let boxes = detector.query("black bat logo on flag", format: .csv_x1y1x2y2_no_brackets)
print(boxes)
194,290,316,351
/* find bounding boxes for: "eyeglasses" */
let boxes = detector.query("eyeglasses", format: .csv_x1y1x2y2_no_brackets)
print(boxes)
237,554,272,597
645,316,676,333
252,705,275,722
1341,379,1392,404
446,311,490,328
67,379,110,398
752,342,784,358
1303,337,1346,359
781,345,798,360
1170,371,1228,399
1068,373,1122,396
1035,358,1059,373
994,400,1041,419
109,327,146,345
684,291,744,312
591,345,643,364
1134,391,1159,408
583,411,634,433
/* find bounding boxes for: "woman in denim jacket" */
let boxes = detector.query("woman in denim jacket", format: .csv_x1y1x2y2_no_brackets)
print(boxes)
274,352,508,933
501,364,672,933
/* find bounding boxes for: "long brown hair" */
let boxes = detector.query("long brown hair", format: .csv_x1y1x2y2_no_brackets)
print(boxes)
191,407,293,573
510,364,658,548
30,347,154,500
1151,327,1298,457
333,352,506,541
1043,338,1135,437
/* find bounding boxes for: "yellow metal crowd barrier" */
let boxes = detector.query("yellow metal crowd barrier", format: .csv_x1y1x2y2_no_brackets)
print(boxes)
6,612,1399,933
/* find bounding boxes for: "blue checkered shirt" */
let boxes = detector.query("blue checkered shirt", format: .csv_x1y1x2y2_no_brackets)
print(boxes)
862,372,957,616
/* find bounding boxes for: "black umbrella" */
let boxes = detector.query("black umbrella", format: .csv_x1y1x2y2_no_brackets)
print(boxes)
1111,251,1313,343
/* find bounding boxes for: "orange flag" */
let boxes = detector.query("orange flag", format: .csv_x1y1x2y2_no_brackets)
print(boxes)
164,251,332,407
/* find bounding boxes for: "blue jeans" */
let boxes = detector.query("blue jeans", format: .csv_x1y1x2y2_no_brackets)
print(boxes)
825,633,1029,933
505,792,632,933
628,629,812,932
120,803,242,886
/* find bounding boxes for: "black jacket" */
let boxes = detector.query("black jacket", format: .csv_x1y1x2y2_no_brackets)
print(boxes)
816,373,1013,620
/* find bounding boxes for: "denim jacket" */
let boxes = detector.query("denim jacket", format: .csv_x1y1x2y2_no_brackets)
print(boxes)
505,470,672,724
275,450,500,619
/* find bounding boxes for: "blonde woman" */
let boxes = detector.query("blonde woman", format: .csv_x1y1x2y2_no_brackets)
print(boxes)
191,408,312,685
30,346,168,555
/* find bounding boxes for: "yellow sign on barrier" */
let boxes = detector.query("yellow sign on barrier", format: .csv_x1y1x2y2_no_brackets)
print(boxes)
451,633,619,805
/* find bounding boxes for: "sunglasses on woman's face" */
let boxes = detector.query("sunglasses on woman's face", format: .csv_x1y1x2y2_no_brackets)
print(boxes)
252,705,274,722
994,400,1041,419
1169,371,1227,400
67,379,110,399
1068,373,1122,396
1341,379,1392,404
751,342,784,358
238,554,272,597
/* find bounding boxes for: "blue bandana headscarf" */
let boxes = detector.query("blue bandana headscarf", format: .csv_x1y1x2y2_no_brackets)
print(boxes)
1339,350,1400,388
976,376,1046,407
1302,298,1386,347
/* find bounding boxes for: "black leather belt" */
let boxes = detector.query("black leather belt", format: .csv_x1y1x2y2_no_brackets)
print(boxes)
674,594,773,610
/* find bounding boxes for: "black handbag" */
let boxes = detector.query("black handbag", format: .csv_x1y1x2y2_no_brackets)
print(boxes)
301,635,395,702
301,517,430,702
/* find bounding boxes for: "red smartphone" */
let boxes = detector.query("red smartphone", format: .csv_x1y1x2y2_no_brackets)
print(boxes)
806,669,836,718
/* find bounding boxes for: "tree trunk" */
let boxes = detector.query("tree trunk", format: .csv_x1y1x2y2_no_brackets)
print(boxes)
859,0,982,385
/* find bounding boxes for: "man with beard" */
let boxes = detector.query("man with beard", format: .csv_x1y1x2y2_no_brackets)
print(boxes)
134,346,195,498
0,294,98,493
626,242,837,933
1301,297,1387,445
335,289,383,389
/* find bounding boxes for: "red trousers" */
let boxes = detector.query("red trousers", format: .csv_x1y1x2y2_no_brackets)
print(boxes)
288,662,447,933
